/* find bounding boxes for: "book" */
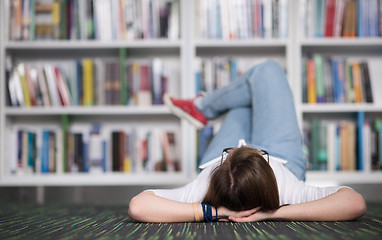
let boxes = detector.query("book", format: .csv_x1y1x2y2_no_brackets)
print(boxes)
307,59,316,104
82,58,94,106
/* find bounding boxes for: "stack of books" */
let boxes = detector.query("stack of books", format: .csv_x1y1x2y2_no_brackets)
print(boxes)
8,0,180,41
9,122,181,175
300,0,382,38
6,57,180,107
302,55,382,104
194,0,288,39
304,112,382,172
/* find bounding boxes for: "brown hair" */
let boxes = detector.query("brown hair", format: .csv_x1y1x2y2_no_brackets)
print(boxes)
202,146,280,211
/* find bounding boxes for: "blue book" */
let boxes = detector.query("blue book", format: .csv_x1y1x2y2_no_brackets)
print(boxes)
41,130,50,173
102,141,107,172
336,125,341,171
357,0,363,37
76,60,82,106
28,132,36,172
331,60,339,102
83,142,89,173
380,122,382,170
357,111,364,170
17,130,23,169
230,60,237,81
195,72,202,94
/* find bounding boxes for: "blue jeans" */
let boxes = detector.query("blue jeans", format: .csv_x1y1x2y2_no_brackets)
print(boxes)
199,61,306,181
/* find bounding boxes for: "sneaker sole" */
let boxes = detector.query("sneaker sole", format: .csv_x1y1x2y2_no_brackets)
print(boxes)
163,94,206,130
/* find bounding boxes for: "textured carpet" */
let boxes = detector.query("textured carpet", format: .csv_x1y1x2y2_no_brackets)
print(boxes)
0,203,381,240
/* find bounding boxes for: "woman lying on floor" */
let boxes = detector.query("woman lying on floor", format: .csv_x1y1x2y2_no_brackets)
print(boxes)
128,61,366,223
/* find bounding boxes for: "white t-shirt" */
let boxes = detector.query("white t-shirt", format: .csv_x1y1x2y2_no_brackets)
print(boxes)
150,140,346,206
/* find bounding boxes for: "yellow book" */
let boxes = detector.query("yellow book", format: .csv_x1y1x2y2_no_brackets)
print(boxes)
83,58,94,106
352,62,363,103
307,59,317,104
17,63,31,107
123,157,132,172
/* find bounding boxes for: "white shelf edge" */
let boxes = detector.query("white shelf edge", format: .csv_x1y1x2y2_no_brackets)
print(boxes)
194,39,288,47
0,172,190,186
4,40,182,49
300,38,382,46
306,171,382,185
4,106,172,115
300,104,382,113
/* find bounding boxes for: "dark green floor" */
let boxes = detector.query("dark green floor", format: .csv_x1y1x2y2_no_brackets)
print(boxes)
0,203,381,240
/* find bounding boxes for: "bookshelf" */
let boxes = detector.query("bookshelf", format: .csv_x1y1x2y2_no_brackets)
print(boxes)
1,0,381,187
294,0,382,184
0,0,193,186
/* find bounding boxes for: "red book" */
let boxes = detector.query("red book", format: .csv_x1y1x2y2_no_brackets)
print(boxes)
324,0,335,37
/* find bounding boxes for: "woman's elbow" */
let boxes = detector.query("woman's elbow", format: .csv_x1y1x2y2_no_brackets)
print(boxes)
128,194,146,221
345,188,367,219
353,191,367,219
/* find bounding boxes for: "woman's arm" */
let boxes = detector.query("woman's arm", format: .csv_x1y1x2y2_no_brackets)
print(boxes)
128,191,204,222
229,187,367,222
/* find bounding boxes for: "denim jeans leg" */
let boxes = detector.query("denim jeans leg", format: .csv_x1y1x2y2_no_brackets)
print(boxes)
199,108,252,166
199,61,306,181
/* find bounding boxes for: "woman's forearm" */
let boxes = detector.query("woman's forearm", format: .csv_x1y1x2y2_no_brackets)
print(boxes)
271,187,366,221
128,191,204,222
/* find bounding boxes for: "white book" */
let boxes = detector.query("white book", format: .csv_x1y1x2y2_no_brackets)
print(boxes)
151,0,160,38
14,65,26,107
363,122,372,173
8,129,18,174
204,60,213,93
169,0,180,39
263,0,272,38
111,0,120,40
219,0,229,39
43,64,60,106
104,0,113,40
8,71,19,106
141,0,150,38
279,0,288,38
299,0,307,38
327,121,337,172
200,0,208,39
333,0,345,37
125,0,136,40
367,58,382,105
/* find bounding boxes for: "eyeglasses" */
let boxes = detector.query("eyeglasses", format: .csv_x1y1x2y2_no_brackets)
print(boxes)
221,147,270,164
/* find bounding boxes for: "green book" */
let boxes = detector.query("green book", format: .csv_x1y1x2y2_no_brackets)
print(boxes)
30,0,36,40
345,60,354,103
61,115,70,173
60,0,67,40
311,118,320,170
313,54,325,103
119,48,127,105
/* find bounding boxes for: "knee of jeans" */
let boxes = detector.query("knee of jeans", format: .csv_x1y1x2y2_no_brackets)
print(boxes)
225,107,252,122
248,61,286,86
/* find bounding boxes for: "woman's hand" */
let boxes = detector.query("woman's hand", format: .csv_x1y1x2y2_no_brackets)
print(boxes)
217,206,274,222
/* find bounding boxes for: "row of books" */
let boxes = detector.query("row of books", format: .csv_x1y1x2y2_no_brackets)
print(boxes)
6,56,180,107
300,0,382,38
9,123,180,175
194,57,284,94
194,0,288,40
303,112,382,172
9,0,180,41
302,55,382,104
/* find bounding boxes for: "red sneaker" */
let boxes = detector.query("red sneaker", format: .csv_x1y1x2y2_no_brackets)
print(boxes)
163,93,208,129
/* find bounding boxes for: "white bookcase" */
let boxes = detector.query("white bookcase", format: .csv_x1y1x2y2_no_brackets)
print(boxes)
1,0,381,187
